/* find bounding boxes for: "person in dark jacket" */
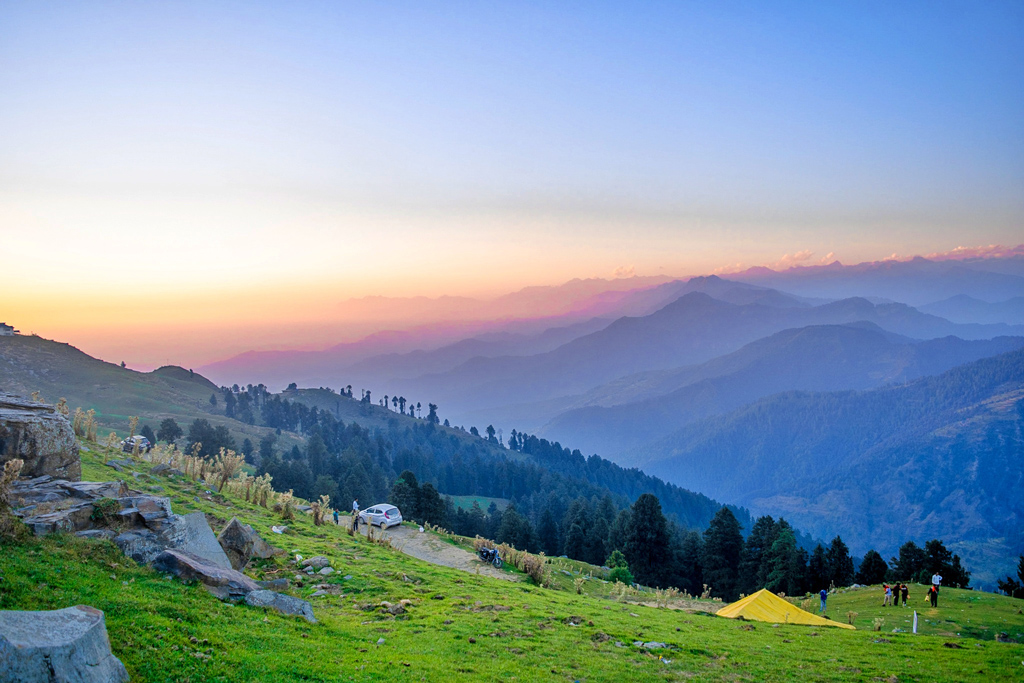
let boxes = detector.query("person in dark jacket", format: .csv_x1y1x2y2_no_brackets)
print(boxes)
928,585,938,607
900,583,908,607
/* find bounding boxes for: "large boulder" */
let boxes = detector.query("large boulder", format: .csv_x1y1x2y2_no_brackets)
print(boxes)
0,393,80,481
245,590,317,623
217,517,281,570
152,548,261,600
0,605,129,683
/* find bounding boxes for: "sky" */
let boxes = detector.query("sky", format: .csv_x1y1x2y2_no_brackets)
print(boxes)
1,1,1022,367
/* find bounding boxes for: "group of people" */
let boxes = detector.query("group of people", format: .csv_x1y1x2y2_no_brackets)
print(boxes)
882,572,943,608
883,582,909,606
329,499,362,531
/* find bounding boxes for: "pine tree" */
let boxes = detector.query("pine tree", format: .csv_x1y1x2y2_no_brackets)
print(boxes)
537,507,560,556
702,506,743,601
824,536,855,587
389,470,421,522
807,545,828,592
623,494,672,588
564,522,586,560
677,530,704,597
738,515,777,595
855,550,889,585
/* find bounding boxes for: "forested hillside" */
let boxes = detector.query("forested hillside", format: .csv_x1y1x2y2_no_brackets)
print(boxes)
637,347,1024,586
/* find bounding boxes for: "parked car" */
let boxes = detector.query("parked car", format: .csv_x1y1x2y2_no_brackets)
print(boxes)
120,435,153,453
358,504,403,529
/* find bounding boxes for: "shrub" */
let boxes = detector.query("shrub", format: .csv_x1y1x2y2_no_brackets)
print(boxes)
609,565,634,585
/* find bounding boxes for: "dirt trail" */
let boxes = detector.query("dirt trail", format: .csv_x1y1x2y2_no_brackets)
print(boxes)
356,523,516,581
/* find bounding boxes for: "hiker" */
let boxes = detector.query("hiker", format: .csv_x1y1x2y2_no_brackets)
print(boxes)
819,588,827,613
333,508,340,525
929,585,938,607
352,499,360,533
900,583,908,607
883,584,892,606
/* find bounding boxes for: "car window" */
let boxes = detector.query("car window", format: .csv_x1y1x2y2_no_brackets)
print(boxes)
367,508,378,514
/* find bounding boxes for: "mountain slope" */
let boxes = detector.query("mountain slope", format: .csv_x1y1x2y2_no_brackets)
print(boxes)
537,325,1024,458
920,294,1024,325
636,348,1024,585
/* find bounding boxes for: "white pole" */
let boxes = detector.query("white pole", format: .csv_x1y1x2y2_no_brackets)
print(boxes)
913,610,918,634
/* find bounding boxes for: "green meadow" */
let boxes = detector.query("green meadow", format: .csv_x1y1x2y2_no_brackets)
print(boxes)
1,443,1021,682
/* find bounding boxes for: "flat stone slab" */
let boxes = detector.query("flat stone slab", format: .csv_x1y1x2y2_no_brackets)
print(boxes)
0,605,129,682
153,549,260,600
245,590,316,623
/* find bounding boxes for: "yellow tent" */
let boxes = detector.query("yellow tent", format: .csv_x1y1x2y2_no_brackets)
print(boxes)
716,589,855,629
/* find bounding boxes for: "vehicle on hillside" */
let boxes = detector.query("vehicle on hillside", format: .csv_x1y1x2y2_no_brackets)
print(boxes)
120,435,153,453
478,546,503,569
358,504,403,529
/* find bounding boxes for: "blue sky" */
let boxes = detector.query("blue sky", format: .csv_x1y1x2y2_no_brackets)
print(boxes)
1,1,1022,362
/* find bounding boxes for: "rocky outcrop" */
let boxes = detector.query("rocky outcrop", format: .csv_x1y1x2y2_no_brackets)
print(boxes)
0,393,80,481
244,590,317,623
10,475,233,569
152,549,261,600
217,517,281,570
0,605,129,683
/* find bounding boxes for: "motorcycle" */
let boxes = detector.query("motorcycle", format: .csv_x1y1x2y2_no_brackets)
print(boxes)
477,546,503,569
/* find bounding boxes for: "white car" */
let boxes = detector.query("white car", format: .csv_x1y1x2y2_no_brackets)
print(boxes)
359,504,403,529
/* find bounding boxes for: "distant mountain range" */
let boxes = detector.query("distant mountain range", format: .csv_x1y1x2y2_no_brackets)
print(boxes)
412,287,1024,429
536,324,1024,458
730,255,1024,306
920,295,1024,326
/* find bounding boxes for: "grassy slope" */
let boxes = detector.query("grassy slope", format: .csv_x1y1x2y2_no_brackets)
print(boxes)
0,334,291,449
1,446,1022,682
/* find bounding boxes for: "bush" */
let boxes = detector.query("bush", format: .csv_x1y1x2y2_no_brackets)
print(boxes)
609,565,634,585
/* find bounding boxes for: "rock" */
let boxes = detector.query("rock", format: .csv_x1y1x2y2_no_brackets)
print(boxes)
296,505,313,513
21,502,95,535
244,590,316,623
376,637,386,645
301,555,330,569
257,578,290,590
217,517,280,570
310,590,328,598
343,575,353,581
76,529,116,541
151,463,170,475
62,481,129,500
318,567,334,576
105,459,134,470
160,512,232,569
642,642,668,649
0,393,80,481
168,468,185,477
153,549,260,600
0,605,128,682
114,529,167,565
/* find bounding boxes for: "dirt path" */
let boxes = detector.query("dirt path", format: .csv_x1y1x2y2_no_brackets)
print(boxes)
357,523,516,581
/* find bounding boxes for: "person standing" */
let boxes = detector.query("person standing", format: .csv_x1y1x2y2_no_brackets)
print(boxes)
333,508,340,525
883,584,892,606
352,499,360,533
931,572,942,593
929,585,938,607
900,583,909,607
819,588,827,613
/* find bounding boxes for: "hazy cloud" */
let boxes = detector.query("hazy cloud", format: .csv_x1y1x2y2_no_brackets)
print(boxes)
924,244,1024,261
612,265,636,279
